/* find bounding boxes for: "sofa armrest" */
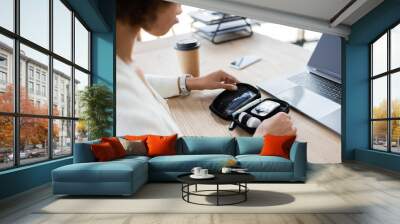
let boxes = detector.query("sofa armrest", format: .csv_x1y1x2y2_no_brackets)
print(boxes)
289,141,307,181
73,140,99,163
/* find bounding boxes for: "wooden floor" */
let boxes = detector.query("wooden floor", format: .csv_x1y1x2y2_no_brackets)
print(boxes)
1,162,400,224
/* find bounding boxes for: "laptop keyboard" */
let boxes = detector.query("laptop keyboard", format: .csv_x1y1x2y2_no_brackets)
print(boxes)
288,72,342,104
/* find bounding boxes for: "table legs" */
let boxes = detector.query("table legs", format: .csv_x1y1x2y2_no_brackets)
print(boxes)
181,183,248,206
216,184,219,206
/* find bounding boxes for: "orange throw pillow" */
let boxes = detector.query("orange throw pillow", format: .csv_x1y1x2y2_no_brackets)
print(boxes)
91,142,117,162
146,134,177,157
101,137,126,158
259,135,296,159
124,135,149,142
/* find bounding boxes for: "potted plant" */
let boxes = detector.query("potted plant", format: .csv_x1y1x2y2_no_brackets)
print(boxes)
79,84,113,140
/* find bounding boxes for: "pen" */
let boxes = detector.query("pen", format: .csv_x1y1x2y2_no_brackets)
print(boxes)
236,57,244,68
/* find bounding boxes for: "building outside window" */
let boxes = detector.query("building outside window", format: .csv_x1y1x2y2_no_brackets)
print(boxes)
0,71,7,93
28,66,34,80
0,54,7,67
0,54,7,90
0,71,6,84
41,85,46,97
41,73,46,83
28,81,34,94
35,70,40,81
370,23,400,154
35,83,40,95
0,0,91,170
54,88,58,104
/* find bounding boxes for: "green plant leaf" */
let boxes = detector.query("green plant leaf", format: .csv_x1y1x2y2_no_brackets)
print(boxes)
79,84,113,140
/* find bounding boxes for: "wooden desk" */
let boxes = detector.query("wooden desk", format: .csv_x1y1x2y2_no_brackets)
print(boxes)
135,33,341,164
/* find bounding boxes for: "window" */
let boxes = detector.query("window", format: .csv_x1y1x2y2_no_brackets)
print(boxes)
53,119,72,158
53,59,72,117
0,0,14,32
19,117,49,165
35,70,40,81
20,0,49,49
53,0,72,60
41,73,46,82
28,67,34,80
74,69,89,143
0,71,6,85
0,70,7,93
35,83,40,95
74,69,89,118
0,116,14,169
370,23,400,154
75,18,89,70
0,54,7,88
0,54,7,67
28,81,34,94
0,53,8,90
42,85,46,97
0,0,91,170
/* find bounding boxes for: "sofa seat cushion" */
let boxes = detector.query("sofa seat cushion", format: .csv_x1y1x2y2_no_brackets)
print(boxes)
116,155,150,163
177,136,236,155
53,159,147,183
236,155,293,172
149,154,235,172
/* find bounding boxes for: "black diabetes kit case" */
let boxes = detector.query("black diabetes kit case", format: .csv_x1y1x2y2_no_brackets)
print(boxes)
209,83,290,134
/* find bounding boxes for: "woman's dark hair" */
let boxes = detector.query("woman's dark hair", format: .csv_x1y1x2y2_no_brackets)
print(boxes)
117,0,171,27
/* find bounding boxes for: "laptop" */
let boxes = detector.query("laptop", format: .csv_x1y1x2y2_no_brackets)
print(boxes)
257,34,342,134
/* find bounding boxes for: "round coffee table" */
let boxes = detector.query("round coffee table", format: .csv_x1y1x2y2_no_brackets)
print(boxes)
177,173,255,206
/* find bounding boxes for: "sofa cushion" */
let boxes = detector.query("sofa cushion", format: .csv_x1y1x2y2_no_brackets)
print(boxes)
236,155,293,172
236,137,263,155
124,135,149,142
118,138,147,156
260,135,296,159
101,137,127,158
91,142,118,162
114,155,150,164
53,159,147,183
177,136,236,155
149,154,235,172
147,134,177,157
73,139,100,163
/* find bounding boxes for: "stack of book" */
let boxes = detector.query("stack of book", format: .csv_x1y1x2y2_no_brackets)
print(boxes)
189,10,257,44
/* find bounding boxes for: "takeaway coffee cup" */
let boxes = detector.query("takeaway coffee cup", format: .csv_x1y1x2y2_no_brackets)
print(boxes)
175,38,200,77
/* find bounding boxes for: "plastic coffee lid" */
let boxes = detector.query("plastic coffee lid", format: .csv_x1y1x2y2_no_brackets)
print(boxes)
175,38,200,51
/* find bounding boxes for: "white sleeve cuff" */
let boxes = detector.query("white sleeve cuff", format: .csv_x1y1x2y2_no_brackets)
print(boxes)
144,74,180,98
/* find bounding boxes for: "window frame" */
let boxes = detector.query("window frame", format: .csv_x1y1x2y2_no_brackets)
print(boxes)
370,20,400,154
0,0,92,171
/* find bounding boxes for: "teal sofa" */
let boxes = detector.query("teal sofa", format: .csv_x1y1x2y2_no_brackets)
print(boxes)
52,136,307,196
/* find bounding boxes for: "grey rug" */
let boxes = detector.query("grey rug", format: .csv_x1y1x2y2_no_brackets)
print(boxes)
38,183,362,214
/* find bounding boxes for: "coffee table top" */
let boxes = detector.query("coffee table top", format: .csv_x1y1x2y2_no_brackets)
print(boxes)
177,172,255,185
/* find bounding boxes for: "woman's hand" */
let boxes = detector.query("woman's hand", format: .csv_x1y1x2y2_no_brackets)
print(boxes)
186,70,239,91
253,112,297,137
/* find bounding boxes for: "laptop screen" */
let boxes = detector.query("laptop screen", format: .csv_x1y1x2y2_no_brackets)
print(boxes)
307,34,342,82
